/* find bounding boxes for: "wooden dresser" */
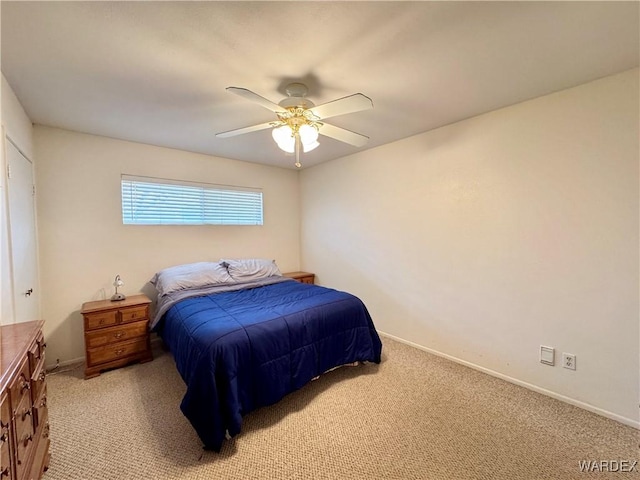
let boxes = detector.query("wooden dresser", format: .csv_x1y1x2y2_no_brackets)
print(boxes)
283,271,315,284
81,294,153,379
0,320,50,480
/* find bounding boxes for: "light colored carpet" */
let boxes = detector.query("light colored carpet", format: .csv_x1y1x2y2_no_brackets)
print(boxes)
44,337,638,479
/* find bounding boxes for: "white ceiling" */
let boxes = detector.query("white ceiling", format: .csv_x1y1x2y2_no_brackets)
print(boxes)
2,1,638,169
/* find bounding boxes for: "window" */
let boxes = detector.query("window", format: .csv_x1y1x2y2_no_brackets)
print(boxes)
121,175,263,225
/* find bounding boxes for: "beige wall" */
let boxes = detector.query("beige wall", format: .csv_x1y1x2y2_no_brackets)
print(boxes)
34,126,301,366
300,69,639,426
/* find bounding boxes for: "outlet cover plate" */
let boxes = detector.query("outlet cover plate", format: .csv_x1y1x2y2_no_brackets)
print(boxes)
562,353,576,370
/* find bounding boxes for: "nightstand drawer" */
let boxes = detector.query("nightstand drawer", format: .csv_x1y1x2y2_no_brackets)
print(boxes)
85,310,119,330
85,321,148,349
87,337,149,365
120,305,148,323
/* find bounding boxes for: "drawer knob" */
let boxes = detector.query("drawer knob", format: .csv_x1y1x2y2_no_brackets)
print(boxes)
1,466,10,477
114,332,124,339
22,408,32,421
0,432,7,444
115,349,124,356
21,433,32,447
40,396,47,408
20,377,30,392
39,371,46,382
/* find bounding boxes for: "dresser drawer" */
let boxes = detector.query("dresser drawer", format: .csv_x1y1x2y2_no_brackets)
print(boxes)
14,394,34,441
31,360,46,405
33,385,48,431
87,337,149,365
0,393,12,480
14,394,35,480
85,320,148,349
9,358,32,417
29,410,50,480
28,330,46,373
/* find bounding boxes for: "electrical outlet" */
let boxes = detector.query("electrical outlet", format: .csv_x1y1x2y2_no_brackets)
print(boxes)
562,353,576,370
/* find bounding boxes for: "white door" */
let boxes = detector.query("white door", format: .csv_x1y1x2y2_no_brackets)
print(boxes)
6,139,40,322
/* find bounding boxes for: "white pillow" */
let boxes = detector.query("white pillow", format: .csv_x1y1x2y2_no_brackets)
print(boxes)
151,262,235,296
223,258,281,282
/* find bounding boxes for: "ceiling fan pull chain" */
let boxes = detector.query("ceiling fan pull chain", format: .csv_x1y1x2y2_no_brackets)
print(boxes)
295,135,302,169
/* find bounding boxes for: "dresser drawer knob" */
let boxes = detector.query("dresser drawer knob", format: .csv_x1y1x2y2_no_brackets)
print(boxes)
39,371,46,382
21,408,32,421
0,432,7,444
0,466,10,477
40,396,47,408
21,433,32,447
114,332,124,339
20,377,30,392
115,349,124,356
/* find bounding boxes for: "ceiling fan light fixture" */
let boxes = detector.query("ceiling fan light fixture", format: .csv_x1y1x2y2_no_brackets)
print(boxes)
272,124,292,144
219,83,373,168
279,139,295,154
299,123,319,145
303,140,320,153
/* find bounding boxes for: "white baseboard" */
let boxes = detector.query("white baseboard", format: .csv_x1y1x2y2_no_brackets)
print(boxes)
378,330,640,430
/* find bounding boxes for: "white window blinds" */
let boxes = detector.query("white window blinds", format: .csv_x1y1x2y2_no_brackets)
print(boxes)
121,175,263,225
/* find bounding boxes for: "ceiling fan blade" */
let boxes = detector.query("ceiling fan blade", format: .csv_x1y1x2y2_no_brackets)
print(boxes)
319,123,369,147
309,93,373,120
226,87,287,113
216,121,275,138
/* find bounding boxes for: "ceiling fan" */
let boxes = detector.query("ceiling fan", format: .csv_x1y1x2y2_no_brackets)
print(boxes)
216,83,373,168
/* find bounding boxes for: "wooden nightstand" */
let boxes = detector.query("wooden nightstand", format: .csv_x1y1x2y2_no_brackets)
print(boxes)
283,271,315,284
81,294,153,379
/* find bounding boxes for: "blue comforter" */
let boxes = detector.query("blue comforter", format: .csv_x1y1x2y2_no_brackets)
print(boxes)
158,280,382,451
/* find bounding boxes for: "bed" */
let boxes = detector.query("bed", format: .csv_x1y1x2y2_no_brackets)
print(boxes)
151,260,382,451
